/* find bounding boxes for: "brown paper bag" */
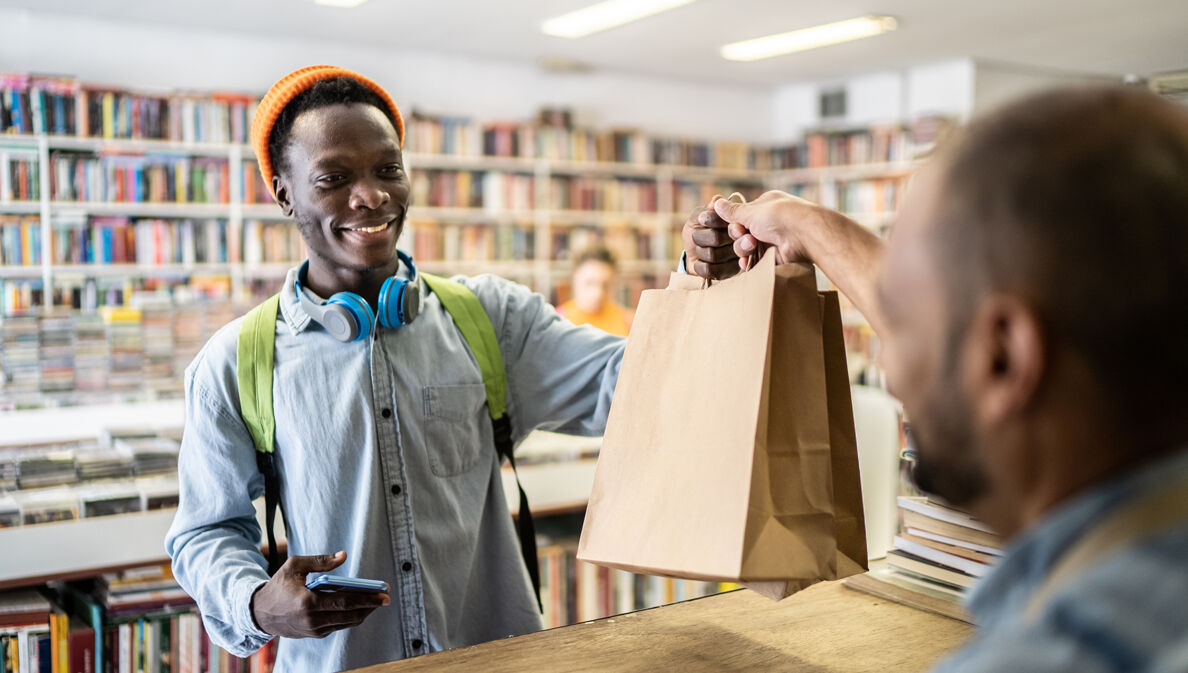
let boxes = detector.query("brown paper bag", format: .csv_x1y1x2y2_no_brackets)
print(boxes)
577,251,867,600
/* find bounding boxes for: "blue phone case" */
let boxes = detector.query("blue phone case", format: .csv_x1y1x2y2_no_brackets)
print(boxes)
305,574,388,593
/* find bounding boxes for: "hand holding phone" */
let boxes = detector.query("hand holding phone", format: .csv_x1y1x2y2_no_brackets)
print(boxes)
250,551,390,639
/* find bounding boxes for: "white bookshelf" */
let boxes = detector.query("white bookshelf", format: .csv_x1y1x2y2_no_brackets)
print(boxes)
0,130,921,311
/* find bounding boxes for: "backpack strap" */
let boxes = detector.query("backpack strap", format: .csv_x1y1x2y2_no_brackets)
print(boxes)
421,272,541,612
236,293,286,575
235,279,542,611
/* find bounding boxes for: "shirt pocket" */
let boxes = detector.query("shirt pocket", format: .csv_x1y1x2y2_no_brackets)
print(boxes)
422,383,489,477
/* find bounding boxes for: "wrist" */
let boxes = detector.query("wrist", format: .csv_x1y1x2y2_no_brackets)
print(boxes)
249,582,273,635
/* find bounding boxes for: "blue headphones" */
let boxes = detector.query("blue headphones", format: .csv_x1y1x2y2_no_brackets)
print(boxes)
295,250,421,343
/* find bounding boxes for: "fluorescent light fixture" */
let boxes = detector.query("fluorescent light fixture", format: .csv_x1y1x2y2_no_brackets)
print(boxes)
314,0,369,7
542,0,697,39
720,15,898,62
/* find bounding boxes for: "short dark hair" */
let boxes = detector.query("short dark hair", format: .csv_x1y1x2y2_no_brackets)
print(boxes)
932,85,1188,418
267,76,401,178
573,245,618,271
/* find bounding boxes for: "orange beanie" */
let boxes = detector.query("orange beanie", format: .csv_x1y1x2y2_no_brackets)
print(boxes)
250,65,405,197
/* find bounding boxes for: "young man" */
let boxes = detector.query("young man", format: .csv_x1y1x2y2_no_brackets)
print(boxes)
701,86,1188,671
165,66,626,672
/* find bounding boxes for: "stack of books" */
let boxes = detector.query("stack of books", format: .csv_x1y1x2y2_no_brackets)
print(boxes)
846,496,1003,622
100,306,144,393
72,312,109,392
37,313,75,393
1,315,40,396
114,437,180,478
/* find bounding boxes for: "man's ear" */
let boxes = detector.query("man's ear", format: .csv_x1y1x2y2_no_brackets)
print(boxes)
962,294,1046,427
273,175,294,217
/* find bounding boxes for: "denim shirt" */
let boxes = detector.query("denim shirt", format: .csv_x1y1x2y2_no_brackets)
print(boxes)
165,263,625,673
932,448,1188,672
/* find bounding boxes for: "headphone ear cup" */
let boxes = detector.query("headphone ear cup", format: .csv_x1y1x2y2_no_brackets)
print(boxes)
377,276,398,329
378,277,419,329
325,293,375,342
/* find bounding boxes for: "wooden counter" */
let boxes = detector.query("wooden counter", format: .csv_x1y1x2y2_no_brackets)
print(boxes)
350,580,974,673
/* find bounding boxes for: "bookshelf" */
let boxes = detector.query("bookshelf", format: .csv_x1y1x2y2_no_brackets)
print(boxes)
0,77,933,671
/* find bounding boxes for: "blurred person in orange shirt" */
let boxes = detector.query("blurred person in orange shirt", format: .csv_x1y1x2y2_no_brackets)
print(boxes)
557,246,633,336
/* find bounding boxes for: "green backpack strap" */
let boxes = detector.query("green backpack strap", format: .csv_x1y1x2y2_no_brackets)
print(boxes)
235,278,541,609
420,273,507,419
421,273,540,611
236,293,285,575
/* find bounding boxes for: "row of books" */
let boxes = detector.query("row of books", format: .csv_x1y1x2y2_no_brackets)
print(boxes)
0,216,42,267
2,72,944,172
241,221,303,266
0,73,258,144
51,216,230,266
537,542,724,629
49,153,231,205
408,168,769,216
480,122,758,171
0,565,276,673
783,177,908,217
4,158,39,202
846,496,1003,622
3,216,314,268
399,222,536,264
403,112,478,157
550,177,659,213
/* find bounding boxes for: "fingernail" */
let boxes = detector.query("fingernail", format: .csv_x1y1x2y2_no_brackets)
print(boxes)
739,237,755,252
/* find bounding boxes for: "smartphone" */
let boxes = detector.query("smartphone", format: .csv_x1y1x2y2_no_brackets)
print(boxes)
305,574,389,594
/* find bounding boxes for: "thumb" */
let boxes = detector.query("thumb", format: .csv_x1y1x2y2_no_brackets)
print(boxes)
285,551,347,576
712,196,746,224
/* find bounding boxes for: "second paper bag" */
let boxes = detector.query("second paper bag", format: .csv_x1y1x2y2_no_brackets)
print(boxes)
577,251,863,593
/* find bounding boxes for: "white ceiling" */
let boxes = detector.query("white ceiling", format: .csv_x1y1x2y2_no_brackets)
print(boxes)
2,0,1187,87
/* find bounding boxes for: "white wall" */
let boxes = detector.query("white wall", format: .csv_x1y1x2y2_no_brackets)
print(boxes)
769,59,975,142
0,8,775,142
972,61,1114,115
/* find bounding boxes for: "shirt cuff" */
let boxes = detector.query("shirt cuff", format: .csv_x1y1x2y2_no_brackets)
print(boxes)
676,251,689,275
235,577,276,649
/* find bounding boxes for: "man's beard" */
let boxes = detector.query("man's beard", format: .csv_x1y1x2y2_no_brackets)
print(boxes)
908,362,990,509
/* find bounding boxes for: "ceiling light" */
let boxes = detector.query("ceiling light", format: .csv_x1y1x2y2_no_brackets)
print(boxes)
314,0,369,7
542,0,697,39
720,15,898,62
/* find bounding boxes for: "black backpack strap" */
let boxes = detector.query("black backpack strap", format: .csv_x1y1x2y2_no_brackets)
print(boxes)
256,451,286,575
493,414,541,612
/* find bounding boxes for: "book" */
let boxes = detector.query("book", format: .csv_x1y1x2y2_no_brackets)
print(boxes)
893,535,991,577
0,590,51,628
885,550,977,590
843,567,971,624
897,496,996,533
901,510,1002,550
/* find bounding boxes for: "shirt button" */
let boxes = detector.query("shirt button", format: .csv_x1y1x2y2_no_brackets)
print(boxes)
402,561,413,572
381,408,392,418
411,639,423,650
391,484,402,495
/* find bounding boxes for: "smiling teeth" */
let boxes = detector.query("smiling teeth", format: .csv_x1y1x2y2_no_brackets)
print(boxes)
354,222,389,233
